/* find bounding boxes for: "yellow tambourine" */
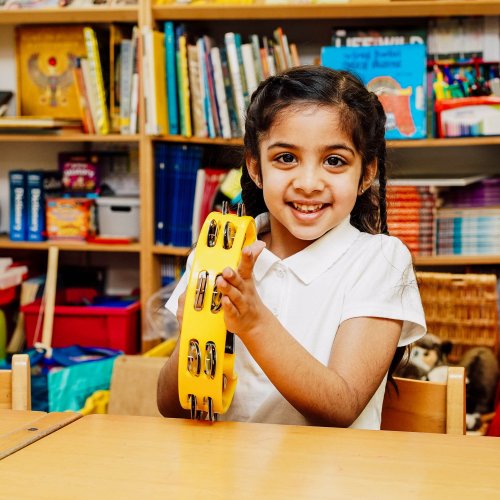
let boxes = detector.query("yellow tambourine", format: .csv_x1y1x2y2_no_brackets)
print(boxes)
178,203,256,421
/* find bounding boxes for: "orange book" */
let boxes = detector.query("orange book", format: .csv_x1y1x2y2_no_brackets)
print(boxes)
72,60,95,134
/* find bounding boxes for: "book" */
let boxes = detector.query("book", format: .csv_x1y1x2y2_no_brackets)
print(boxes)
187,43,207,138
241,43,258,97
331,27,426,48
176,29,192,137
224,32,247,136
219,47,240,138
191,167,227,243
26,170,62,241
119,37,134,135
83,27,110,134
9,170,27,241
144,29,168,136
0,116,81,129
210,47,232,139
79,58,99,133
164,21,179,135
129,26,140,135
321,44,427,140
15,25,87,119
197,37,215,138
73,58,95,134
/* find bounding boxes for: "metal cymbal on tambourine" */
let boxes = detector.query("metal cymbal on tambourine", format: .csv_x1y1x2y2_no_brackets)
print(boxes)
178,202,256,421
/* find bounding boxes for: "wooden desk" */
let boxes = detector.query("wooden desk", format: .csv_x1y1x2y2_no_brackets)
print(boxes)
0,414,499,498
0,409,81,460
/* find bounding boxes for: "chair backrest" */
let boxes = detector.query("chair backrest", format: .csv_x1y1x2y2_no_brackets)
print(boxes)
381,366,466,435
0,354,31,411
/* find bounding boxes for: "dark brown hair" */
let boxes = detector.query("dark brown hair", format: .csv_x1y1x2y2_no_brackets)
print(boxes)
241,65,405,383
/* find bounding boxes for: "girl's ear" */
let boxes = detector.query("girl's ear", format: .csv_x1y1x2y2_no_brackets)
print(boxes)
246,155,262,189
358,160,378,195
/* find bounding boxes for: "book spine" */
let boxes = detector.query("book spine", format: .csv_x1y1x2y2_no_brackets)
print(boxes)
26,171,45,242
9,170,27,241
73,58,95,134
129,26,140,134
204,37,222,138
83,27,110,135
241,43,258,97
210,47,232,139
219,47,240,138
187,43,207,138
178,34,192,137
197,37,215,138
119,39,134,135
224,32,246,135
164,21,180,135
153,30,168,136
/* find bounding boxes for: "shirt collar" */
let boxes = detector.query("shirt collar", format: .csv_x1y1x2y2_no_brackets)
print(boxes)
253,213,361,285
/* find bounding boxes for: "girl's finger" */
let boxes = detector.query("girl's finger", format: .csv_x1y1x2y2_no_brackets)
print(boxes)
238,240,266,279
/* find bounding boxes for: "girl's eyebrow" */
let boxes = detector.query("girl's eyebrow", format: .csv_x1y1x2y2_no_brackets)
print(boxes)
267,142,355,155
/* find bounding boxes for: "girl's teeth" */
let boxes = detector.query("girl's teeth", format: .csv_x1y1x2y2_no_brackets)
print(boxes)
292,203,323,213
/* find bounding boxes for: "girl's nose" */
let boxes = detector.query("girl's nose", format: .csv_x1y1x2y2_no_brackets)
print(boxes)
292,165,324,193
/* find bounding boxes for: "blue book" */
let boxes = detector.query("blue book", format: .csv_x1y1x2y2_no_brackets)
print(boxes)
321,44,427,139
26,170,62,241
154,144,169,245
9,170,27,241
164,22,179,135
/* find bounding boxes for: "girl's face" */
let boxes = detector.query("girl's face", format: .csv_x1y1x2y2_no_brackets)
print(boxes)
247,103,376,258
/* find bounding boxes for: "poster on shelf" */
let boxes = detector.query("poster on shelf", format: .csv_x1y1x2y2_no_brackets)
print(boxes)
321,43,427,140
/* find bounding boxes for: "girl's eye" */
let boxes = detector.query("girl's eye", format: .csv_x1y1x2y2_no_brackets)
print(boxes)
325,156,346,168
276,153,296,164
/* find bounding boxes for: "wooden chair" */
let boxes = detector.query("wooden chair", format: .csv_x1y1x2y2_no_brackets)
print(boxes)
381,366,466,435
0,354,31,411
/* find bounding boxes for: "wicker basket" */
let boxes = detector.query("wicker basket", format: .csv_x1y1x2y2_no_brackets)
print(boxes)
416,272,499,362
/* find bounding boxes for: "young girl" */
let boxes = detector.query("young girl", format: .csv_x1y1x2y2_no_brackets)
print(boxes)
157,66,426,429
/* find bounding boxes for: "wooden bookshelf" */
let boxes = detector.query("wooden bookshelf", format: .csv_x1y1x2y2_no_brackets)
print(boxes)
0,133,140,143
152,135,500,149
414,255,500,266
152,245,190,257
153,1,500,21
2,0,500,352
0,236,141,253
0,6,139,25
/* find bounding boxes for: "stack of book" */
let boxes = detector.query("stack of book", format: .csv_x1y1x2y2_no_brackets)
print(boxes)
143,24,300,139
436,178,500,255
154,143,204,247
386,185,436,256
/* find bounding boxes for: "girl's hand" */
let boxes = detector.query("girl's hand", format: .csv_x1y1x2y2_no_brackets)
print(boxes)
216,240,268,341
176,291,186,330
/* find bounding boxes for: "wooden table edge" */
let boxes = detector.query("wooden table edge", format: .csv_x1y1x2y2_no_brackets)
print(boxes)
0,412,82,460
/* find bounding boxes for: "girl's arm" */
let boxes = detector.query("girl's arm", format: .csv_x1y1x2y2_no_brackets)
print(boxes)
217,243,401,427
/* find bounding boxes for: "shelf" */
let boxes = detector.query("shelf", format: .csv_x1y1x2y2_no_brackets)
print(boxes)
387,137,500,148
153,134,243,146
153,245,191,257
153,1,500,21
0,236,141,253
151,135,500,149
0,6,139,24
415,254,500,266
0,133,140,143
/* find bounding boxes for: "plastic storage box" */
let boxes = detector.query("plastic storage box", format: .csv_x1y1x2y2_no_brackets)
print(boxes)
96,197,140,239
22,298,140,354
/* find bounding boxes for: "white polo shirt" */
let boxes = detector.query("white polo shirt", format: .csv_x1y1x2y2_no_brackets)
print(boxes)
166,213,426,429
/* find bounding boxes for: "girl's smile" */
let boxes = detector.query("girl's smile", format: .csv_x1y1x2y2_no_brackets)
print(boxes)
248,103,375,259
